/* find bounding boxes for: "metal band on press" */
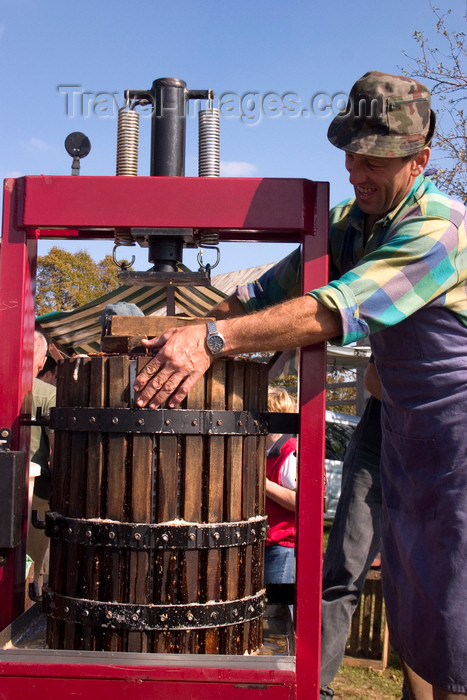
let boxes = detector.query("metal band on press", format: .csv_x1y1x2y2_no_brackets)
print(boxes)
44,589,267,630
51,407,272,435
45,512,268,550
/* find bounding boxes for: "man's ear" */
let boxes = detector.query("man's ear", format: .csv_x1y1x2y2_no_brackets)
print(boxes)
38,356,46,373
411,147,431,177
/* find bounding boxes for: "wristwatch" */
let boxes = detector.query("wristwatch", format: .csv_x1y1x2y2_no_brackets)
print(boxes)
206,320,225,355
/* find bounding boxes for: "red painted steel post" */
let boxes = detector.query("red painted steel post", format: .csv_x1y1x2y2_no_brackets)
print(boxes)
0,178,37,628
295,180,329,699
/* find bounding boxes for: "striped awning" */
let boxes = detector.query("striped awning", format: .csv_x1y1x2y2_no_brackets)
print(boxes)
36,260,371,368
37,271,227,356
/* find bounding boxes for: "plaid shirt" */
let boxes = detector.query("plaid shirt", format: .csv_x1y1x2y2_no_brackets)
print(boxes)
236,176,467,346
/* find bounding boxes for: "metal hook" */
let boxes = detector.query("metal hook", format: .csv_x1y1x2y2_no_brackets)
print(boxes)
122,91,140,112
197,245,220,273
112,244,135,271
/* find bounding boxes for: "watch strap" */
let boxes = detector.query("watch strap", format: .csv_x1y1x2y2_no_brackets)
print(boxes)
207,320,218,336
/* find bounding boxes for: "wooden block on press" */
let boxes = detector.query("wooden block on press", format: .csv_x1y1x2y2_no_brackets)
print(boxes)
100,336,148,354
110,316,214,338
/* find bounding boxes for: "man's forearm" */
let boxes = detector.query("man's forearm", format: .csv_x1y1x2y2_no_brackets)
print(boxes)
216,295,341,355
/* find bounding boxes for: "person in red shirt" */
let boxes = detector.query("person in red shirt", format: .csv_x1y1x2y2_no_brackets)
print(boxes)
264,387,297,586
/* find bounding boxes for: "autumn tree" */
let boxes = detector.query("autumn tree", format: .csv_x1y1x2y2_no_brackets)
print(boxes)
36,247,120,315
402,3,466,200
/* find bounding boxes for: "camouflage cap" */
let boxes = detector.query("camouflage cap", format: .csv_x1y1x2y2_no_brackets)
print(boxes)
327,71,436,157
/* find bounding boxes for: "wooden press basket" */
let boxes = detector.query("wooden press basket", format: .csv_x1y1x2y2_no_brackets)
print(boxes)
44,317,268,655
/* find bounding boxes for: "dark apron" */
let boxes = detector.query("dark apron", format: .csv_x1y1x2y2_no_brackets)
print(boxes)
371,302,467,692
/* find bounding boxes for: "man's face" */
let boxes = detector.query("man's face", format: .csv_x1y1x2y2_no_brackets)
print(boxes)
344,151,422,223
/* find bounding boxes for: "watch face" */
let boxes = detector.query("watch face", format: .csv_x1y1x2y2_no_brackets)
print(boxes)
207,334,224,354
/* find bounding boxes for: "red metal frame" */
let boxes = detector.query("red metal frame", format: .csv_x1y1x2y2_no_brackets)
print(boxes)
0,175,329,699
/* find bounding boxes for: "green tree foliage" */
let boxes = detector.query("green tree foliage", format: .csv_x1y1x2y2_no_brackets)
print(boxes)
36,247,120,315
402,3,466,201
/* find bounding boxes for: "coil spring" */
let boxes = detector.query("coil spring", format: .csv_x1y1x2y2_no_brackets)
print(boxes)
194,230,220,246
114,229,136,247
116,109,139,176
198,108,220,177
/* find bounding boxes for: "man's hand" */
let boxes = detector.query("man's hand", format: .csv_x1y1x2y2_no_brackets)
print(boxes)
133,324,212,409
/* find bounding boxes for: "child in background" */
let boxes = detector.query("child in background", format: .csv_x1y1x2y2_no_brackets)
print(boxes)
265,387,297,586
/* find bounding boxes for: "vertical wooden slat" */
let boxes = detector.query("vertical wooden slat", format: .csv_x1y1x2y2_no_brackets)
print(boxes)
65,357,91,649
223,360,245,653
371,579,384,657
181,374,205,653
80,356,106,650
101,355,129,651
148,347,180,653
47,358,70,649
204,360,226,654
157,431,179,652
49,359,69,515
127,357,154,653
85,357,106,518
240,362,258,651
361,581,372,654
348,602,361,657
152,546,166,653
105,355,128,518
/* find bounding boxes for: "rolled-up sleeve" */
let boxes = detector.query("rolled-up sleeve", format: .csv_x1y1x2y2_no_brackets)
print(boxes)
308,215,465,346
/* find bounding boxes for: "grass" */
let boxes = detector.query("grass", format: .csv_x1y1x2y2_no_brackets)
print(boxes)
333,661,404,699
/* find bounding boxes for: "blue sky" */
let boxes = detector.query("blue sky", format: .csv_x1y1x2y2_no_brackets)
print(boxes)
1,0,464,276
